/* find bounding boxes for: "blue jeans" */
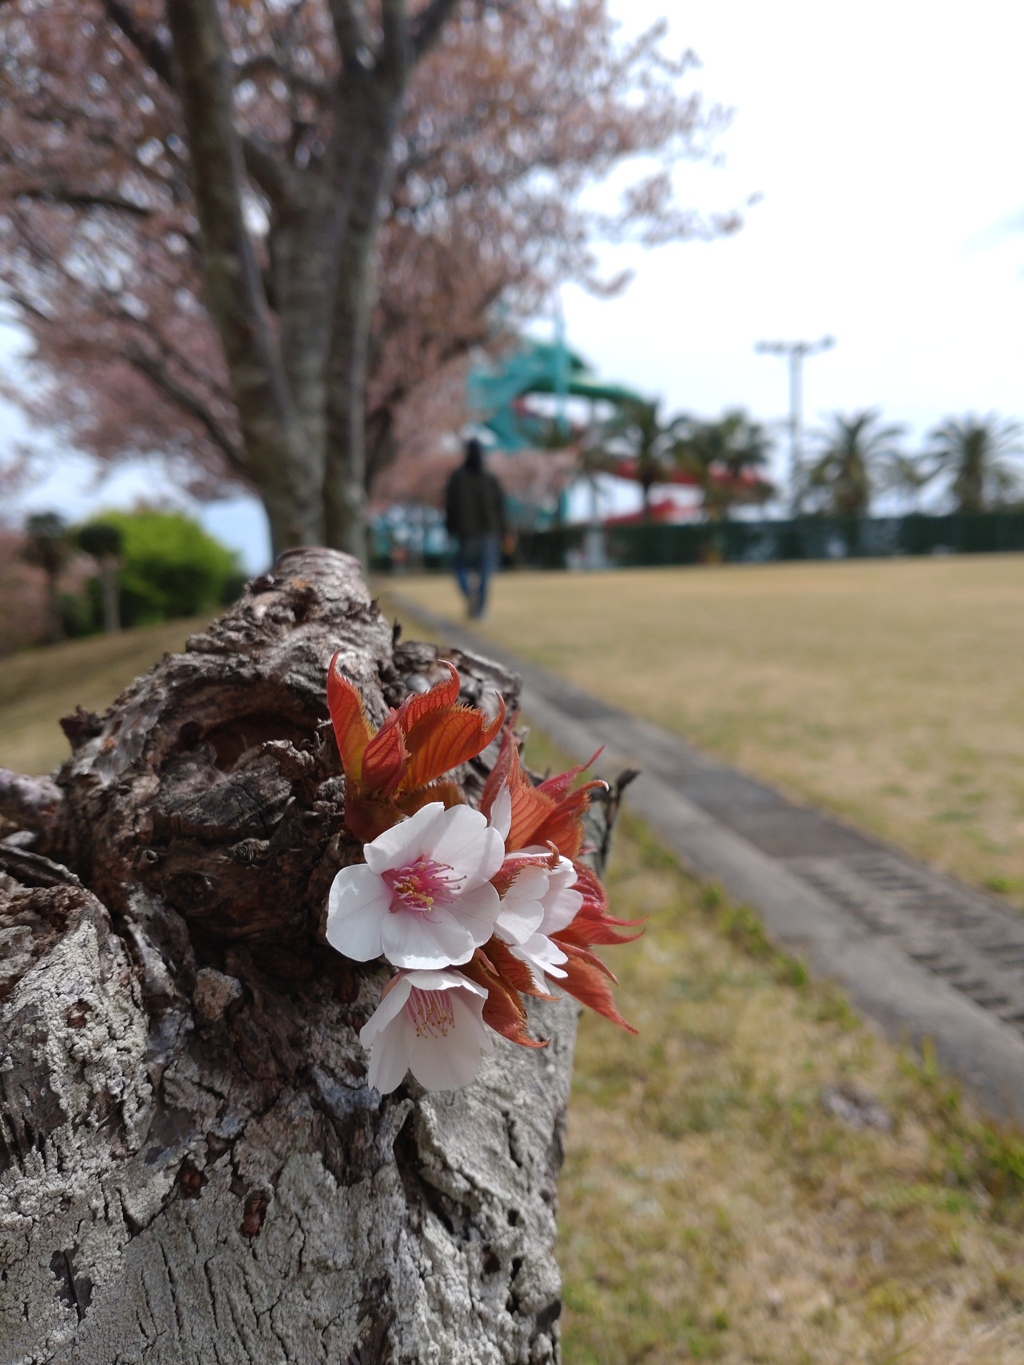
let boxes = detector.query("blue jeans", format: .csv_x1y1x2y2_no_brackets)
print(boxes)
454,534,499,617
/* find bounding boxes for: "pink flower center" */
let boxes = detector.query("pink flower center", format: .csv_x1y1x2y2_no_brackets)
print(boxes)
405,988,456,1039
383,856,464,918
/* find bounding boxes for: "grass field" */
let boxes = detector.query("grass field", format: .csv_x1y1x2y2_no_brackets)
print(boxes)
3,618,1024,1359
556,808,1024,1364
0,618,208,775
387,555,1024,912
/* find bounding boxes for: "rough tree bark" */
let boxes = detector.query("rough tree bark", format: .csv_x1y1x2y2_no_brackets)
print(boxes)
0,549,610,1364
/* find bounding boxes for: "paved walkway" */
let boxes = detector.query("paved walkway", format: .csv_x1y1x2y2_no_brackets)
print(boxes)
393,594,1024,1127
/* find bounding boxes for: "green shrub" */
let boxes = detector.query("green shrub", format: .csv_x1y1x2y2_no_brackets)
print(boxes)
80,510,242,628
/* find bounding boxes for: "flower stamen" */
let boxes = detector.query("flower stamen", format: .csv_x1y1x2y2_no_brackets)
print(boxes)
383,855,465,918
406,988,456,1039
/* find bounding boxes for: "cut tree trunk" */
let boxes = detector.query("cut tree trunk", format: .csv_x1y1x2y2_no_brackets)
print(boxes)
0,549,609,1364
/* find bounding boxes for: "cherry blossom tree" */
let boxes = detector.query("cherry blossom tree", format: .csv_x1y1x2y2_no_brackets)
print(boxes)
0,0,738,557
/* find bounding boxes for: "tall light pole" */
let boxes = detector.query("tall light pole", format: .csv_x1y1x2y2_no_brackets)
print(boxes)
755,336,835,513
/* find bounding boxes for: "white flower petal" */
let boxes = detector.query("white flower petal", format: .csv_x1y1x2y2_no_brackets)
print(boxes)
326,864,390,960
513,932,569,989
494,865,549,945
361,970,491,1094
363,803,446,873
538,859,583,936
366,1023,413,1094
406,990,492,1090
488,783,512,840
430,805,505,888
405,967,486,995
359,974,414,1047
495,904,545,947
380,905,476,969
447,881,502,945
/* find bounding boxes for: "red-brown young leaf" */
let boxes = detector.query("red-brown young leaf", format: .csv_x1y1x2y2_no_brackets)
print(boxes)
491,733,601,857
554,938,618,981
556,943,638,1034
555,916,645,949
327,655,374,782
479,726,519,821
342,791,404,844
396,779,465,817
489,849,560,899
530,780,605,859
460,953,547,1048
360,714,409,797
400,698,505,792
573,861,610,914
503,746,560,852
536,748,603,803
483,934,558,1000
393,660,461,734
564,861,646,944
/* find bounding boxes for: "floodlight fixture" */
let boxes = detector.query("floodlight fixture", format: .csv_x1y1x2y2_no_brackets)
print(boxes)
754,335,836,512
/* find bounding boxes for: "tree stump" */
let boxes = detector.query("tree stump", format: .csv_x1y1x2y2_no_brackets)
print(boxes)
0,549,586,1364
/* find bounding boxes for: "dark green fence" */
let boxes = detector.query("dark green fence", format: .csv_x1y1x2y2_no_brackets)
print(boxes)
516,511,1024,570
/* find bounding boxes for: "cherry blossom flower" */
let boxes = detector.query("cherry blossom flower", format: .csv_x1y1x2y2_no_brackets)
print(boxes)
495,855,584,990
323,653,641,1089
327,801,505,970
360,969,493,1093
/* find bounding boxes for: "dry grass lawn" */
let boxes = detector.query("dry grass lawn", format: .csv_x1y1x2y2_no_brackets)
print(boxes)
556,808,1024,1365
0,618,208,775
387,556,1024,911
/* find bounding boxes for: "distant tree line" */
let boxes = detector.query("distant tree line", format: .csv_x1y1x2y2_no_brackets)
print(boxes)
13,509,244,648
801,411,1023,519
582,403,1023,524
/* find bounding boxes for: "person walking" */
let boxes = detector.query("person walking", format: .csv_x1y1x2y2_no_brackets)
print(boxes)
445,438,508,618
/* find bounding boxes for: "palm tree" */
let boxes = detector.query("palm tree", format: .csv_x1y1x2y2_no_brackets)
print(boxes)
875,451,934,511
926,414,1023,512
582,398,691,519
673,409,774,521
805,410,906,518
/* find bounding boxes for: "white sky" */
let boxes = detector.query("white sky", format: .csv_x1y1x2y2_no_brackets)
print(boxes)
564,0,1024,454
4,0,1024,567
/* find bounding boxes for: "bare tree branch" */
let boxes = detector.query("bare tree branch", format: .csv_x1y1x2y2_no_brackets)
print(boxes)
102,0,175,88
241,135,301,211
378,0,411,85
163,0,326,547
11,187,152,217
411,0,461,60
124,341,246,473
237,53,330,101
327,0,374,72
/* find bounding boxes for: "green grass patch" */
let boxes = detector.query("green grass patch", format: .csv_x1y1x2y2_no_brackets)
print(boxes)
0,617,210,775
559,816,1024,1364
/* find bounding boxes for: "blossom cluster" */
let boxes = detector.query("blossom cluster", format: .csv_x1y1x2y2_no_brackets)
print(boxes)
324,655,640,1093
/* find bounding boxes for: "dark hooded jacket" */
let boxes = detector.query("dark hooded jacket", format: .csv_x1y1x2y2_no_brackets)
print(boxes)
445,465,506,539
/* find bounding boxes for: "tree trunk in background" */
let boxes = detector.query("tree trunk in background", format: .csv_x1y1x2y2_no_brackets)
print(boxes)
322,65,407,565
0,549,607,1363
99,556,121,634
167,0,327,554
43,567,64,645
